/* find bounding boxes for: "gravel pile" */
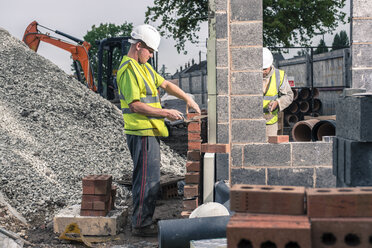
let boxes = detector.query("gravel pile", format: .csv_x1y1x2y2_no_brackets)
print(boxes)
0,28,186,225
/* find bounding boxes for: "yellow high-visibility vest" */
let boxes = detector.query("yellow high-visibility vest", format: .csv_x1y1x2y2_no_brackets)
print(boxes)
263,69,285,125
116,56,168,137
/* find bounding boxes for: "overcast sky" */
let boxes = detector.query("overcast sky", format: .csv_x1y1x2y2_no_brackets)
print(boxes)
0,1,349,75
0,0,208,75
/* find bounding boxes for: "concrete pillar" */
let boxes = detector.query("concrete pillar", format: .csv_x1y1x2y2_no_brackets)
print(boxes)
351,0,372,92
214,0,266,181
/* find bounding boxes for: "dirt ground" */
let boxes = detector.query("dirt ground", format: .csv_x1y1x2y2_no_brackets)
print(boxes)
1,126,188,248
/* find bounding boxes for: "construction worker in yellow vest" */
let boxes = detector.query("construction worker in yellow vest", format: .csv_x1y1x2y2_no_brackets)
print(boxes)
116,24,200,237
263,47,294,137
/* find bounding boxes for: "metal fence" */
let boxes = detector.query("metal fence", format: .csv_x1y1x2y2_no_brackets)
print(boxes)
274,47,351,115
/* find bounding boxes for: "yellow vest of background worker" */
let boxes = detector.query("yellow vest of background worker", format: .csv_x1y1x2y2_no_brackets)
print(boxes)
116,56,168,137
263,69,285,125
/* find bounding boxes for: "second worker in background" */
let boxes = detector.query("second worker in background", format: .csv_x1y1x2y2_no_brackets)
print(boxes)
263,47,294,137
116,24,200,237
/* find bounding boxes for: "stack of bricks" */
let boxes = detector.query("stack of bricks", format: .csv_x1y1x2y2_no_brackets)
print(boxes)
227,184,311,247
307,187,372,247
227,184,372,248
80,175,117,216
182,112,203,217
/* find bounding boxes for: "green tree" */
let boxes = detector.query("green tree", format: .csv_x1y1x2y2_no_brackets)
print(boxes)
82,22,133,83
332,30,349,50
314,39,329,54
145,0,346,53
145,0,208,53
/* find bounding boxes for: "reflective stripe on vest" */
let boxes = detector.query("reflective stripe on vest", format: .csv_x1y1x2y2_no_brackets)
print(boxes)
263,69,284,125
121,108,163,119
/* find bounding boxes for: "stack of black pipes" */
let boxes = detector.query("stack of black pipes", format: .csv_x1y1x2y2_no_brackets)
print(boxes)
284,87,322,127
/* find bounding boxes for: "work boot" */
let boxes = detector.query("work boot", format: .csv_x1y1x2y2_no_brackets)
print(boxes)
131,223,158,237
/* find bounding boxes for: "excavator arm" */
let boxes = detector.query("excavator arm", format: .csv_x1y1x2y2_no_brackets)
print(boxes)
23,21,96,92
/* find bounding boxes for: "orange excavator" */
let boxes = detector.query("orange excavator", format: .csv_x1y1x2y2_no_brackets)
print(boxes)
22,21,97,91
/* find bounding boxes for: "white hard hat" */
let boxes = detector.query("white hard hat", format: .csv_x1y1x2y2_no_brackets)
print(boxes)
129,24,161,52
263,47,273,69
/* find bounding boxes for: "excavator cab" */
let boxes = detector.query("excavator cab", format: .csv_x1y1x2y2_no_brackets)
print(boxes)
95,37,158,104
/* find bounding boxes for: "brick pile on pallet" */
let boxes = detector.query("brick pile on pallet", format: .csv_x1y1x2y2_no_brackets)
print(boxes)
80,175,116,216
227,184,372,248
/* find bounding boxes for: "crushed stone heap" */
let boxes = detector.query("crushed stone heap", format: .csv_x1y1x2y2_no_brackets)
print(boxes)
0,28,186,225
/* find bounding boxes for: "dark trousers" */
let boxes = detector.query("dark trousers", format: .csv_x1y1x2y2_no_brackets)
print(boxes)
126,134,160,228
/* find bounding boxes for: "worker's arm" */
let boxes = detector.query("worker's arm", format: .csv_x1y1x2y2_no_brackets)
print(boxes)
159,80,201,114
269,74,294,111
129,101,183,121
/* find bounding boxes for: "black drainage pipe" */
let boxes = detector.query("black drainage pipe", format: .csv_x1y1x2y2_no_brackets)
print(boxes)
158,216,231,248
311,120,336,141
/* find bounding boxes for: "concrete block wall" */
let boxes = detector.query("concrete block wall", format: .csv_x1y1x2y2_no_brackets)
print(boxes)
351,0,372,92
334,92,372,187
213,0,335,188
230,142,335,187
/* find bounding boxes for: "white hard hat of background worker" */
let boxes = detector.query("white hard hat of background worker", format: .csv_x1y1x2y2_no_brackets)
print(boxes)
129,24,161,52
263,47,273,69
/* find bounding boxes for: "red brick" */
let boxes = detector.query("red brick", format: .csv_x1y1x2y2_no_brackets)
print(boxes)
311,217,372,248
185,172,200,184
94,175,112,195
82,175,95,194
188,132,201,141
183,197,198,211
80,209,108,217
181,211,192,218
109,185,117,210
268,135,289,143
184,184,199,198
161,180,179,200
186,161,200,172
187,113,200,119
306,187,372,218
227,213,311,248
81,194,110,211
188,140,202,150
82,194,110,202
187,151,201,161
230,184,306,215
82,174,112,195
201,143,230,153
92,201,108,210
81,201,93,210
188,122,201,132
